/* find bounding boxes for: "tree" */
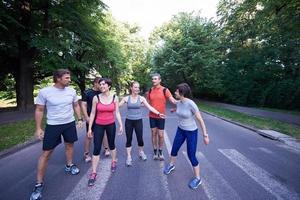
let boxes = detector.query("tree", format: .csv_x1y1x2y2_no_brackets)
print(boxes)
150,12,223,98
217,0,300,108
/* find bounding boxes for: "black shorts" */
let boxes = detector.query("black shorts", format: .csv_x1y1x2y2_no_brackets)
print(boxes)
149,117,165,130
43,121,78,150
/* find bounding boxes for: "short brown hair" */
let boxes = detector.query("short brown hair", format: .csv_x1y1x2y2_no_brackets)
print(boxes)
176,83,192,98
53,69,70,83
99,77,112,88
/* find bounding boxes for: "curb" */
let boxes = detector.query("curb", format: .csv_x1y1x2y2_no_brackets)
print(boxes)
0,138,40,160
200,110,300,150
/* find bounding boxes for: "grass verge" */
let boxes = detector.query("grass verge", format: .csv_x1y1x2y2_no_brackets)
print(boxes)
198,102,300,139
0,119,38,151
258,107,300,116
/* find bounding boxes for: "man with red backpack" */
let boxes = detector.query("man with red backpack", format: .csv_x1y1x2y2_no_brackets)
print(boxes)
147,73,176,160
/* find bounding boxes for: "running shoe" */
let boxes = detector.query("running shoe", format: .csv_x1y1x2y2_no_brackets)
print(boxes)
139,151,147,161
29,183,43,200
163,164,175,175
111,161,117,172
88,173,97,187
153,149,158,160
158,150,164,161
84,153,92,163
104,149,110,157
188,177,202,189
126,157,132,167
65,164,80,175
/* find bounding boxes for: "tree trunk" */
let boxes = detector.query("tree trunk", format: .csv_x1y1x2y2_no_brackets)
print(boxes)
16,50,34,112
15,0,35,112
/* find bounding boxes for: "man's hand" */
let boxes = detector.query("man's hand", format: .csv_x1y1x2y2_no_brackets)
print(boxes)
77,120,83,129
35,128,44,140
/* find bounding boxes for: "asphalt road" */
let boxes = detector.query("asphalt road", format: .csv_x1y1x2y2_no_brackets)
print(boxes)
0,106,299,200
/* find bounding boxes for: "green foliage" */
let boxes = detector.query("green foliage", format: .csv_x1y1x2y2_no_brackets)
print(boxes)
150,12,223,97
218,0,300,109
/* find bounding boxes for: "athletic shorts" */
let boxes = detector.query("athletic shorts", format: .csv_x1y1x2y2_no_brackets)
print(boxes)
149,117,165,130
43,121,78,150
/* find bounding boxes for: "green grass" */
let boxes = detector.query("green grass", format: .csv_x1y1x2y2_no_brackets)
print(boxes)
0,119,45,151
198,102,300,139
258,107,300,116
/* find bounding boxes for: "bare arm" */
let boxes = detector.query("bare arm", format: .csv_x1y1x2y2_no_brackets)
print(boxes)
114,96,123,134
81,101,89,122
140,96,165,118
168,95,177,105
35,104,45,140
73,101,83,128
118,96,128,107
195,111,209,145
88,96,97,133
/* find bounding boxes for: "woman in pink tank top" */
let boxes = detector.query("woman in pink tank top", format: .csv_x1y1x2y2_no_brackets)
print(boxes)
87,78,123,186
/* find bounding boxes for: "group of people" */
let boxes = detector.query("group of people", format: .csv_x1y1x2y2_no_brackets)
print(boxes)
30,69,209,200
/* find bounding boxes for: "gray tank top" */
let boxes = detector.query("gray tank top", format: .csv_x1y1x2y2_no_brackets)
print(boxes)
127,95,142,120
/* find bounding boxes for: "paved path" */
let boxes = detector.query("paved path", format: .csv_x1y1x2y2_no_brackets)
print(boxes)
0,109,34,125
0,105,299,200
201,100,300,126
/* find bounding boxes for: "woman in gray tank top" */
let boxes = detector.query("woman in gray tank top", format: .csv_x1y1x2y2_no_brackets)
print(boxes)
163,83,209,190
119,81,165,166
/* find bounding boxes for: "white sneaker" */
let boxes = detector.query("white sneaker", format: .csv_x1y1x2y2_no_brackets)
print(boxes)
126,157,132,166
139,151,147,161
158,151,164,161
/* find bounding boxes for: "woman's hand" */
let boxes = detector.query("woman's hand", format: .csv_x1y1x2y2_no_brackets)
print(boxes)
203,134,209,145
118,125,123,135
87,130,93,138
159,113,166,118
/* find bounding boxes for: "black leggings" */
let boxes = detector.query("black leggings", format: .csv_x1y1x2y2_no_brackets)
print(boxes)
93,123,116,156
125,119,143,147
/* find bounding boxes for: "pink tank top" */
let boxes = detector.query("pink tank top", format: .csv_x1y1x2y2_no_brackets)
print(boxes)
95,95,116,125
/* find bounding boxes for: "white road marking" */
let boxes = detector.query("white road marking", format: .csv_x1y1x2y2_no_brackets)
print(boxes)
219,149,299,200
249,147,273,154
65,158,112,200
183,151,241,200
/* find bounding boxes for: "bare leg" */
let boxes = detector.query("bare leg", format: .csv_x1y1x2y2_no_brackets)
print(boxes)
193,164,200,179
84,134,91,154
126,147,132,159
102,132,110,155
65,143,74,165
91,155,100,173
169,156,176,165
158,129,164,149
110,149,117,162
36,150,54,183
151,128,158,149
